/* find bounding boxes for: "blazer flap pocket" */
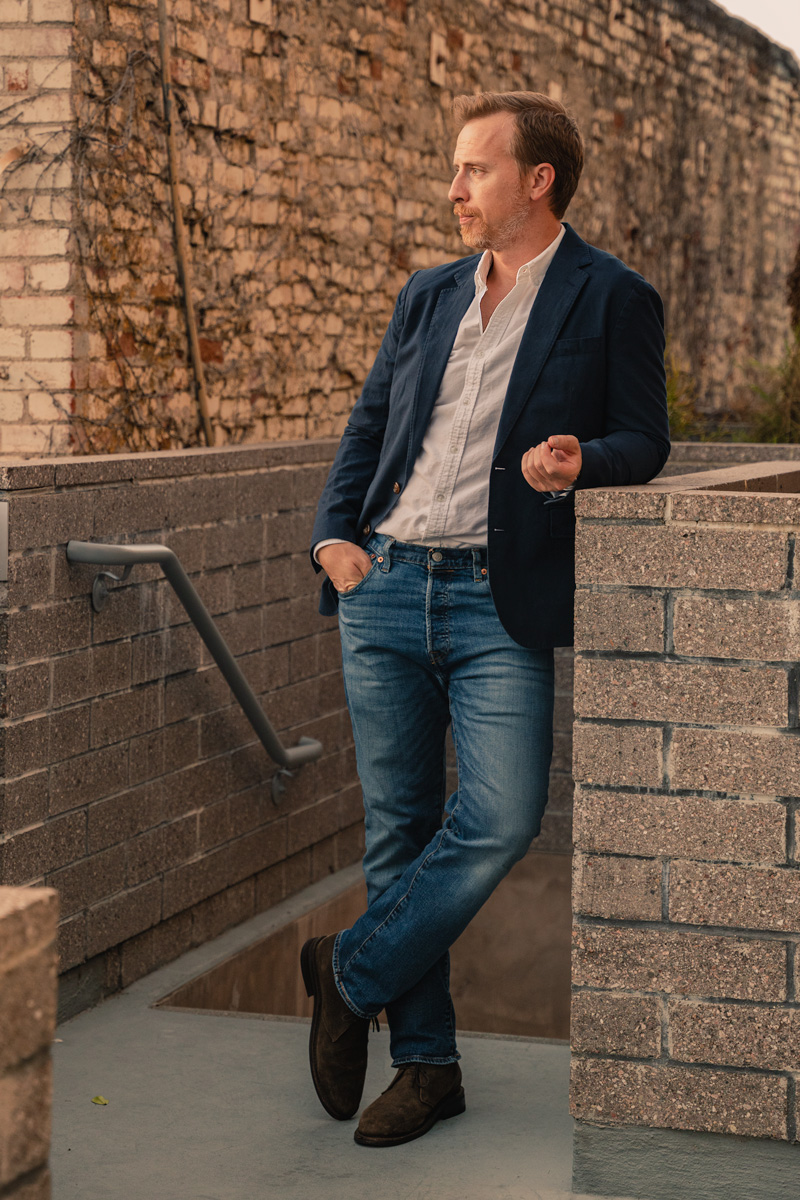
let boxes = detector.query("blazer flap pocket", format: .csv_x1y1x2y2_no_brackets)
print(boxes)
549,335,603,357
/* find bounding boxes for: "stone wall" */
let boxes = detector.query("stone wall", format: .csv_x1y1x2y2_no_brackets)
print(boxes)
0,887,58,1200
571,459,800,1195
1,0,798,454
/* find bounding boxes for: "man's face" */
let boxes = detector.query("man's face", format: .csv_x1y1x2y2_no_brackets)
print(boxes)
448,112,532,252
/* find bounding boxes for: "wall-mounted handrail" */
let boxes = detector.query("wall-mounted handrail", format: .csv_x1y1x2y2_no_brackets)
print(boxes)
65,541,323,791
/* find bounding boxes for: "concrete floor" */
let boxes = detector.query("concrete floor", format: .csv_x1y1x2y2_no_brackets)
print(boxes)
52,869,633,1200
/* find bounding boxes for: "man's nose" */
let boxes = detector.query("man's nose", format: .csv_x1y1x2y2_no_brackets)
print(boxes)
448,170,468,203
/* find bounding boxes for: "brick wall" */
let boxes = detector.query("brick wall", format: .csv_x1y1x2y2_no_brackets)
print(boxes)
571,460,800,1148
0,887,57,1200
0,442,369,1013
0,0,75,457
1,0,798,453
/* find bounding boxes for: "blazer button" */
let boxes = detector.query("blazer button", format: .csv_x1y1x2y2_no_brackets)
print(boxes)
362,523,371,535
393,482,401,494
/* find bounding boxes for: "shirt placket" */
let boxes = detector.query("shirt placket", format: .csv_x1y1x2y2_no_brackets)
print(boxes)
422,293,517,541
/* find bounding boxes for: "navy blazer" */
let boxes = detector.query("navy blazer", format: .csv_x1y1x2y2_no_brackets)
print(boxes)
311,223,670,648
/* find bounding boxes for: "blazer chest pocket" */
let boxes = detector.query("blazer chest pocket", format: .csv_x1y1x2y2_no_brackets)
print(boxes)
549,506,576,539
549,335,603,357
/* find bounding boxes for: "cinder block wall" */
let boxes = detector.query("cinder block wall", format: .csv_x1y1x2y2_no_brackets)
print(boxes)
0,440,572,1019
0,887,58,1200
0,442,366,1015
571,462,800,1165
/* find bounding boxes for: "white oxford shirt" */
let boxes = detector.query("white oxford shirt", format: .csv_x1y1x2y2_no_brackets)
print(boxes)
315,224,565,558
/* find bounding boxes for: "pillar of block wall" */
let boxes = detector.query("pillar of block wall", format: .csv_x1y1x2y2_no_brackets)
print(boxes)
570,462,800,1200
0,887,58,1200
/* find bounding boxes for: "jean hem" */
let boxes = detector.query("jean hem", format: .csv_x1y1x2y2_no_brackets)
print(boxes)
332,930,376,1020
391,1053,461,1067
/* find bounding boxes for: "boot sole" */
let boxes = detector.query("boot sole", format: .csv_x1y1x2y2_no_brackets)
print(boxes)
300,936,359,1122
353,1087,466,1147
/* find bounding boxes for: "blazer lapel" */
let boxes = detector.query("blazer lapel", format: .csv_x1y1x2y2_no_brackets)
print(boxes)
493,224,592,458
405,261,476,474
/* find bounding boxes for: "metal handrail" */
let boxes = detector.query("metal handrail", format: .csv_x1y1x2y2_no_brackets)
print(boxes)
65,541,323,797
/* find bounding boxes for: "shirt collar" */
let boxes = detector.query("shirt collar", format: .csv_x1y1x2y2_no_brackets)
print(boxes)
473,223,566,293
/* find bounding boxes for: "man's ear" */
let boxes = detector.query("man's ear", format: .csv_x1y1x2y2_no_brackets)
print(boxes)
528,162,556,203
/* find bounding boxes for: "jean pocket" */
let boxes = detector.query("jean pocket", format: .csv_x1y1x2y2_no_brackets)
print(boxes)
336,557,380,598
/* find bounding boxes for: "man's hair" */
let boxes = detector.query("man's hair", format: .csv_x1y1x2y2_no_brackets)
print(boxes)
452,91,584,219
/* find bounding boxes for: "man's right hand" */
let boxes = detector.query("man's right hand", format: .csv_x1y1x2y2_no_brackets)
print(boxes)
317,542,374,593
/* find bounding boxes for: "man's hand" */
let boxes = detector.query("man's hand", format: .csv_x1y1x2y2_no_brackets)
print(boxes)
318,541,374,593
521,434,582,492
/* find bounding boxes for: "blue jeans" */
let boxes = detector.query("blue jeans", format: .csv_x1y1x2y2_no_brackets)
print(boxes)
333,534,554,1066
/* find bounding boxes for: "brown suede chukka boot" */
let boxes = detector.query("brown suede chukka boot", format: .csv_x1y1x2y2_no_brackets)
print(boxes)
354,1062,465,1147
300,933,370,1120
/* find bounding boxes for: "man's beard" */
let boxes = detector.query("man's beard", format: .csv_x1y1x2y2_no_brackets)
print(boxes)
455,192,530,251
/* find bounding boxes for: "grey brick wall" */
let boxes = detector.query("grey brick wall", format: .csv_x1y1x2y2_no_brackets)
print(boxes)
571,458,800,1146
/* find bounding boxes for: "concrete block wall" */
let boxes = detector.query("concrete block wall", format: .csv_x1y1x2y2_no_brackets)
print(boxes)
0,887,58,1200
0,441,370,1016
571,461,800,1168
0,0,76,457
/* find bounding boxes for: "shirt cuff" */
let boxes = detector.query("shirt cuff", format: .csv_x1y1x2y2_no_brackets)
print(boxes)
312,538,349,565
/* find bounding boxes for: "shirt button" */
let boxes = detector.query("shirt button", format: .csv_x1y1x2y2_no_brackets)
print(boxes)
392,482,401,494
435,493,445,502
362,523,371,535
432,551,443,562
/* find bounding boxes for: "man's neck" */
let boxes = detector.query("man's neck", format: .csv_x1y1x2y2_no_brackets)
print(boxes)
486,217,563,294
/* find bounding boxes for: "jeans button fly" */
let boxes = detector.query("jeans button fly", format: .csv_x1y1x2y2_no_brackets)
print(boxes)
431,551,443,562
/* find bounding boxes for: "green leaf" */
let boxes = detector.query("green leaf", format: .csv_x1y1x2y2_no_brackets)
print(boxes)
91,1095,109,1105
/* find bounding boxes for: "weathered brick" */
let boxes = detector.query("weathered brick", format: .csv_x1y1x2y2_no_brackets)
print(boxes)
0,889,58,968
572,722,663,788
672,595,800,662
0,296,74,328
574,659,789,727
227,823,286,885
575,490,668,521
87,780,163,853
572,925,787,1002
49,744,128,815
0,811,84,884
575,525,788,591
670,999,800,1071
0,773,49,831
669,729,800,796
166,476,237,527
93,483,170,536
669,860,800,932
47,844,126,917
1,663,50,719
90,682,161,748
52,642,131,706
573,792,786,864
191,879,255,946
86,877,162,958
162,846,230,919
574,589,665,653
570,1057,786,1139
0,944,58,1072
571,991,662,1058
0,1053,53,1187
573,852,662,921
164,667,230,723
670,491,800,526
7,599,91,662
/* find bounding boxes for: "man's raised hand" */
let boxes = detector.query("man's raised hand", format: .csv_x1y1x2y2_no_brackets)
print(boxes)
521,434,582,492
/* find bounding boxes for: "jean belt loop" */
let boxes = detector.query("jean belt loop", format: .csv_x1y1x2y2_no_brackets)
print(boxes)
472,548,482,583
379,536,394,573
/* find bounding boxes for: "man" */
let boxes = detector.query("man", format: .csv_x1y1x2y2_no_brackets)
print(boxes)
302,91,669,1148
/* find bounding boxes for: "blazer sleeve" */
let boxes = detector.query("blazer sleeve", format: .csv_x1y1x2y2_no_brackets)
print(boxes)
309,272,418,563
577,278,670,488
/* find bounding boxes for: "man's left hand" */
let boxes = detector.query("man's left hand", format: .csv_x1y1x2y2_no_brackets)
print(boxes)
521,435,582,492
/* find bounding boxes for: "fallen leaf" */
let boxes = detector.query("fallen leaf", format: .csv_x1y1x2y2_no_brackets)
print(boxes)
91,1096,108,1105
